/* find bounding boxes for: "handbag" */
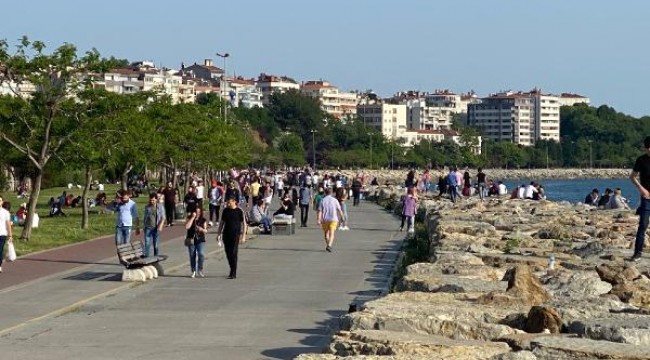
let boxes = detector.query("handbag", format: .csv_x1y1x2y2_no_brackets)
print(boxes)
184,234,194,247
7,240,17,262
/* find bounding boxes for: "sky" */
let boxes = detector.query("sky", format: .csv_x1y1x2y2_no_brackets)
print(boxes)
3,0,649,116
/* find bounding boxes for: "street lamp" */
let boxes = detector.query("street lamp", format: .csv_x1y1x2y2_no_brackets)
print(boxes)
367,132,373,169
216,52,230,123
588,139,593,169
310,129,317,170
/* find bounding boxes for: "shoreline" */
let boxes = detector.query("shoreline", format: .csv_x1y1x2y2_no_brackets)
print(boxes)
336,168,630,182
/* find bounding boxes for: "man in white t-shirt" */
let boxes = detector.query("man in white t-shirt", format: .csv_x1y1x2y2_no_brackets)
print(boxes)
497,181,508,196
524,182,538,199
517,185,526,199
0,197,14,273
195,180,205,210
317,188,344,252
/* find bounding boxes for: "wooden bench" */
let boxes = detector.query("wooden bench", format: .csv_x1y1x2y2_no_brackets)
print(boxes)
117,241,168,281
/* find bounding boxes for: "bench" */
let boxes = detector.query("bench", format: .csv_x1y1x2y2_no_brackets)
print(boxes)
271,216,296,236
116,241,168,282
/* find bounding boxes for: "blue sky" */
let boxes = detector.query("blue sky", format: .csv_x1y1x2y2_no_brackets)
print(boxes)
4,0,649,116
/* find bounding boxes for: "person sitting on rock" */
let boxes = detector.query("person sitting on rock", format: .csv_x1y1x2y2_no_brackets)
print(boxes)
597,188,612,209
584,188,599,206
608,188,630,210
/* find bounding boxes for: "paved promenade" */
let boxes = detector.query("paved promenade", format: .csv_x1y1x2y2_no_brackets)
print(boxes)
0,201,402,360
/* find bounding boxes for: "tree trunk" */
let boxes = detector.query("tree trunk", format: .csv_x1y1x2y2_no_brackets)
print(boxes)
21,170,43,240
121,162,132,192
81,165,92,229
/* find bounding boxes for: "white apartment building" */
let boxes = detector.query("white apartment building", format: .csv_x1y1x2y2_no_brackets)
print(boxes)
398,129,482,154
229,77,263,108
406,99,453,130
103,62,184,103
300,80,359,119
256,73,300,105
559,93,590,107
467,90,560,146
356,102,407,139
0,80,37,98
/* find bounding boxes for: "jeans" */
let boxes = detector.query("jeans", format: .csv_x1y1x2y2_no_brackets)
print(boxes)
260,216,272,232
115,226,132,246
209,204,220,223
300,204,310,226
188,241,206,272
478,182,487,200
635,197,650,256
0,236,6,266
143,227,160,257
352,190,360,206
449,185,458,203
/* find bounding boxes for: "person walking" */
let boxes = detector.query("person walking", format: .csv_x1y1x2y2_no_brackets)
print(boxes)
351,177,363,206
185,207,208,278
107,189,140,246
208,180,223,226
630,136,650,261
399,187,417,233
317,188,345,252
217,196,247,279
298,184,312,227
477,168,487,201
0,197,13,273
143,193,166,257
337,187,350,230
162,182,177,226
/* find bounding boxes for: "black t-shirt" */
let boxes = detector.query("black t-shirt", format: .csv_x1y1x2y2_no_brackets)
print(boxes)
633,154,650,192
477,172,486,183
187,217,207,244
221,207,244,237
184,193,198,213
163,188,176,204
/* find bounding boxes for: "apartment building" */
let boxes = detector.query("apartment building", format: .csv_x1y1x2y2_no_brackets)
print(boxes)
229,77,263,108
398,129,482,154
406,99,453,130
300,80,359,119
467,90,560,146
559,93,590,107
256,73,300,105
356,102,407,139
103,61,184,103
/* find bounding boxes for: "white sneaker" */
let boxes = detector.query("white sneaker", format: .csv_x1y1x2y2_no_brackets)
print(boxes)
191,271,196,278
208,221,213,227
344,226,350,231
408,228,415,234
0,266,2,273
198,271,205,278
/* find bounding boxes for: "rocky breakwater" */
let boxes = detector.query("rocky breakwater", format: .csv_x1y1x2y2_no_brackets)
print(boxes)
296,193,650,359
337,168,629,185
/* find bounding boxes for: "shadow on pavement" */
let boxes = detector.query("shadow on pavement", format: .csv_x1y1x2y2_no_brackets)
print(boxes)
21,258,119,267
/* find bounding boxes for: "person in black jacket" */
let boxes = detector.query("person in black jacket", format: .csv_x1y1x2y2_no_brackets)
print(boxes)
274,194,295,217
217,196,247,279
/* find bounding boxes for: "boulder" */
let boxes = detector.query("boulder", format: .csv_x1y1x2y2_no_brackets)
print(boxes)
596,264,641,285
543,271,612,297
530,335,650,359
524,306,562,334
328,330,510,358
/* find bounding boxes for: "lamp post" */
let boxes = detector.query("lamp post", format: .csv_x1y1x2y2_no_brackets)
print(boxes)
588,139,593,169
367,132,373,169
391,142,394,170
216,52,230,123
310,129,317,170
545,145,549,169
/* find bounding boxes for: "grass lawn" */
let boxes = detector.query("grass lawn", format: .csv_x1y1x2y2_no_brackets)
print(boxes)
4,184,151,256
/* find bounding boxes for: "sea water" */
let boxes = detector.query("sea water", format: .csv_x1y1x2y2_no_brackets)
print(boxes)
501,178,638,208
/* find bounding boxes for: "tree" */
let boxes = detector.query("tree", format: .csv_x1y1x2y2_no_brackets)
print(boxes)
0,37,116,239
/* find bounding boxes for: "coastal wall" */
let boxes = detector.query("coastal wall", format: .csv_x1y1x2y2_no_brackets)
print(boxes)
334,168,630,184
296,189,650,359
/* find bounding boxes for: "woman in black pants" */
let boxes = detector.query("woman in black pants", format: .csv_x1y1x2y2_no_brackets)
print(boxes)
217,196,247,279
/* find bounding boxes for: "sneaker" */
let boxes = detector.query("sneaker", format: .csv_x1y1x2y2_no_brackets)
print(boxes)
0,266,2,273
326,245,332,252
344,226,350,230
208,221,213,227
408,228,415,234
191,271,196,278
399,227,403,232
227,274,236,279
629,254,642,262
198,271,205,278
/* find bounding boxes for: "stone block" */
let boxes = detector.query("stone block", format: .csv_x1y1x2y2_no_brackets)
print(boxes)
122,269,147,282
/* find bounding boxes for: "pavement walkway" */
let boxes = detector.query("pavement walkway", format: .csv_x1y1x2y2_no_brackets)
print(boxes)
0,201,402,360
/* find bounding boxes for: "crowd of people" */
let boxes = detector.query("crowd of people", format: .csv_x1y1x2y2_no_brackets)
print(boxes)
107,167,370,279
584,187,630,210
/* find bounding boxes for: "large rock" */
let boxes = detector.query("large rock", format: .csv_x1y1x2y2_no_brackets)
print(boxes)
530,336,650,359
397,274,507,294
567,314,650,346
543,271,612,297
480,265,550,306
524,306,562,334
596,264,642,285
328,330,510,358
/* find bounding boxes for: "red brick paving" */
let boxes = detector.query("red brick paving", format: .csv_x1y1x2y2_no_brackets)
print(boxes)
0,224,187,291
